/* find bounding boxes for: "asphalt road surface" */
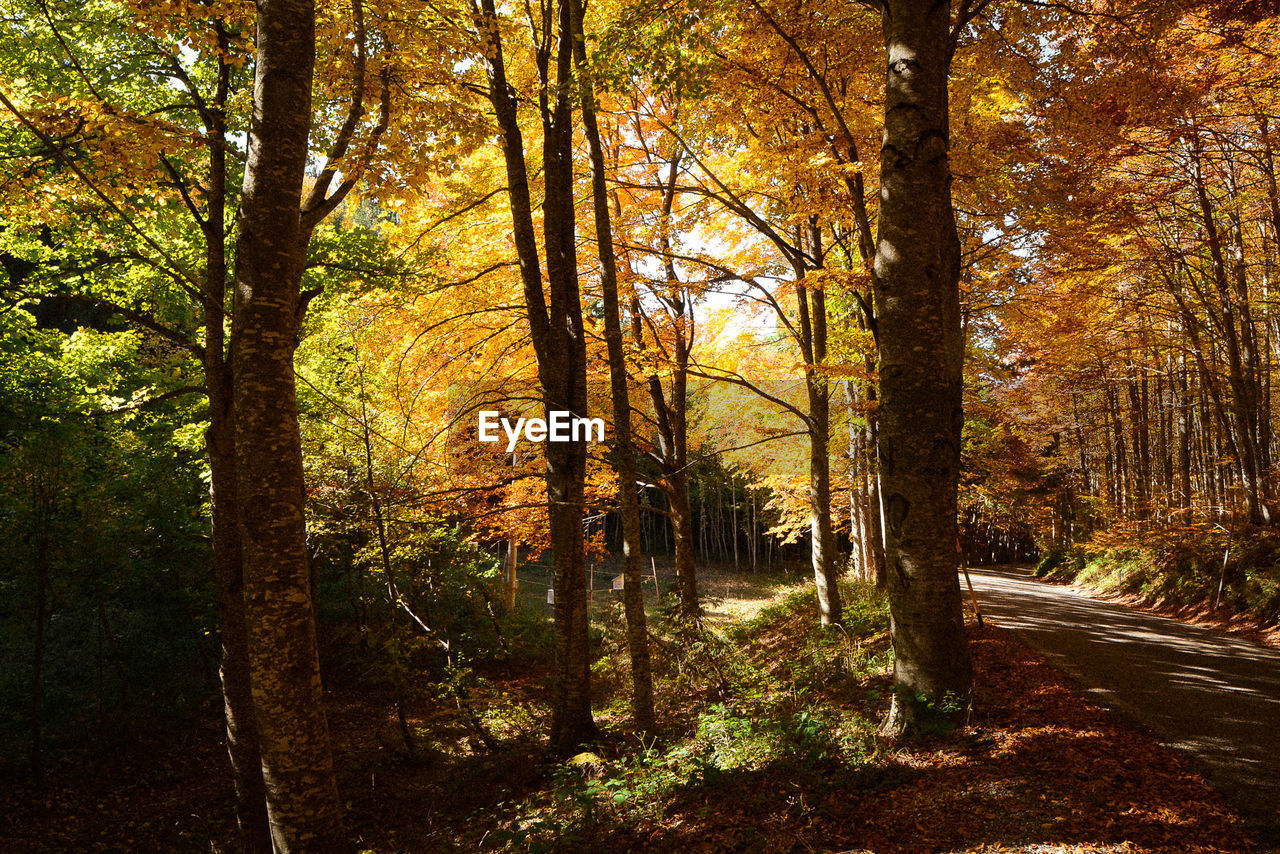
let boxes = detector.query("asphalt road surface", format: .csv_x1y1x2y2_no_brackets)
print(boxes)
968,564,1280,848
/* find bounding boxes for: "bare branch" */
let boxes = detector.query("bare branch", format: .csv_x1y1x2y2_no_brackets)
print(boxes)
686,362,812,426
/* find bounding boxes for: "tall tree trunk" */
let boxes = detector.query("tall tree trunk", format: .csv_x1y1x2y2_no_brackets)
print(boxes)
731,475,739,570
1178,359,1193,510
504,540,519,613
873,0,971,735
1191,139,1267,522
232,0,346,847
1126,362,1151,519
1104,379,1128,514
571,0,654,735
808,413,840,622
206,397,271,854
866,364,889,589
795,252,842,625
844,380,867,581
750,488,759,571
203,46,271,839
630,293,699,616
666,468,698,612
631,144,700,618
543,0,596,755
479,0,598,754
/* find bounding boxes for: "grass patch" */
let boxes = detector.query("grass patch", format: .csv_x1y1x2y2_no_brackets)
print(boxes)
482,578,892,852
1038,525,1280,625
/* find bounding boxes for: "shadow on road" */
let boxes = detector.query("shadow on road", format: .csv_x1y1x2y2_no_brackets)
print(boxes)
970,564,1280,846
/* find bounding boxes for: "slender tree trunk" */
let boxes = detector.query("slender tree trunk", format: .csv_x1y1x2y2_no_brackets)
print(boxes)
795,247,841,624
1126,362,1151,519
750,488,758,571
1162,358,1172,517
479,0,598,754
632,300,699,615
630,147,700,617
845,381,867,581
865,356,889,589
731,474,739,570
231,0,345,846
1192,140,1267,522
1104,379,1128,514
206,400,271,854
665,469,698,612
873,0,971,735
504,540,519,613
1178,360,1193,509
701,488,709,562
572,0,654,734
809,389,841,625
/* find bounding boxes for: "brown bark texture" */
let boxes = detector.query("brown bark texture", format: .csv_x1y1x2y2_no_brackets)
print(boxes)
203,41,272,845
795,266,842,627
873,0,972,735
479,0,599,755
231,0,346,847
570,0,656,735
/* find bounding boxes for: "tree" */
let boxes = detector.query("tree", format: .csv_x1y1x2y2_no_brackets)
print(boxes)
1,0,392,840
872,0,985,735
624,141,701,619
571,0,655,733
472,0,600,754
985,0,1280,539
230,0,393,842
607,0,890,625
0,2,272,843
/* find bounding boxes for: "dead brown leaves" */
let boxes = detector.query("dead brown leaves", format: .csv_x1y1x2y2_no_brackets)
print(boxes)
605,624,1256,854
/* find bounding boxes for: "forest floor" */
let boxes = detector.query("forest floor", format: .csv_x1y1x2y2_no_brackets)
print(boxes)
970,564,1280,848
0,569,1262,853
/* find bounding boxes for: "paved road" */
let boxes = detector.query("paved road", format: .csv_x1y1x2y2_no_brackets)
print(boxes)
968,564,1280,847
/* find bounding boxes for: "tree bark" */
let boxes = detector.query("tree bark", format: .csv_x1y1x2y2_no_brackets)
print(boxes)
571,0,655,735
538,0,598,757
873,0,971,735
666,467,698,613
202,38,272,844
231,0,346,847
796,256,842,626
207,394,271,854
478,0,599,755
866,359,889,589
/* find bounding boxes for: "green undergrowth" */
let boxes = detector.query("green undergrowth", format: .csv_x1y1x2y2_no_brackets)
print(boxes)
480,580,891,853
1036,524,1280,625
